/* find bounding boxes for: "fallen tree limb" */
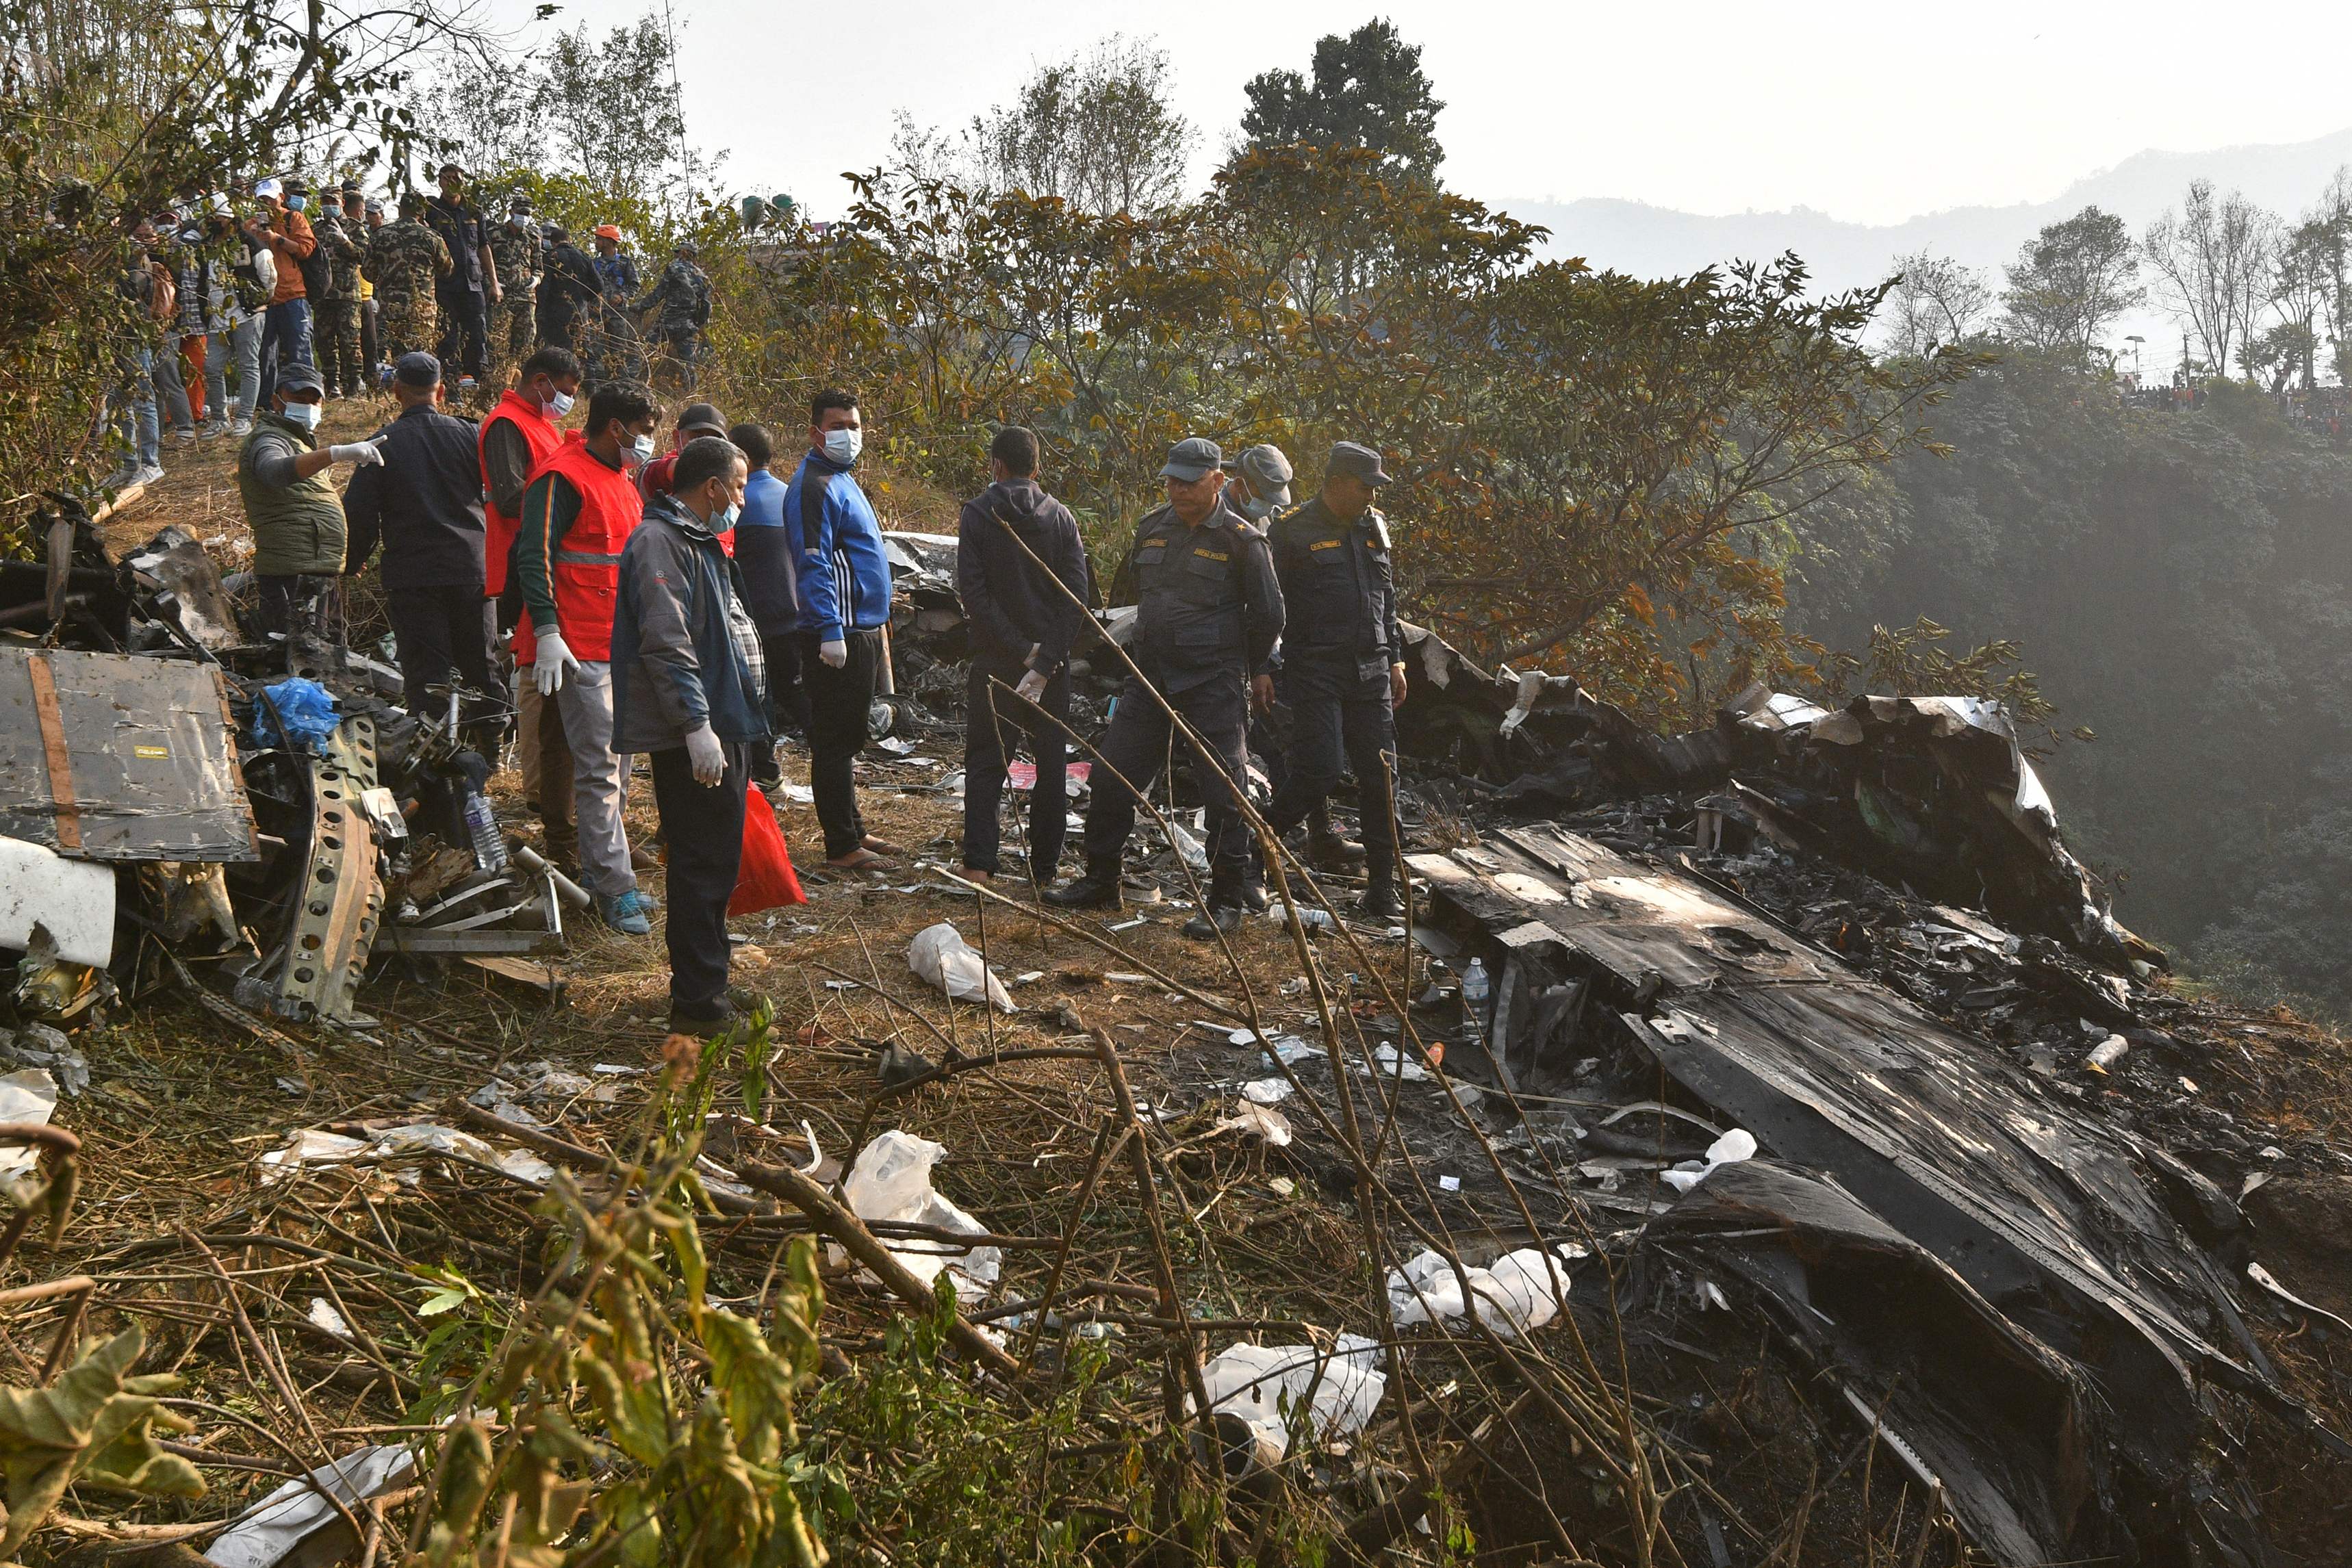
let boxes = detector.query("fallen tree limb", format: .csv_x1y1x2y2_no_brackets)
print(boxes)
733,1157,1021,1382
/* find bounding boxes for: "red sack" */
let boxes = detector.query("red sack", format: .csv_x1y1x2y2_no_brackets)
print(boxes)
730,784,806,914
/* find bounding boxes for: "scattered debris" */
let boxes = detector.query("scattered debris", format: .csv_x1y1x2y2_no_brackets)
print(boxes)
906,921,1017,1012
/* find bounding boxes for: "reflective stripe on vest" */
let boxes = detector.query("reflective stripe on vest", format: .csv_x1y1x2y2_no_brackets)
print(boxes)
556,550,622,564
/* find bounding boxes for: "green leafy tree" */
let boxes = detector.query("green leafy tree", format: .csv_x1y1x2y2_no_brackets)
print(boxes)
1999,206,2142,363
1240,18,1446,181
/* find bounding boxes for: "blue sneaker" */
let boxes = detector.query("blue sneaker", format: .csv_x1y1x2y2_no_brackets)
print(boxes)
600,888,656,936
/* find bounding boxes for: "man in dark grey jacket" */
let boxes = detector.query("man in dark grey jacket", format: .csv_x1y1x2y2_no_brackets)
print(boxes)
343,352,498,741
956,425,1091,884
611,435,768,1037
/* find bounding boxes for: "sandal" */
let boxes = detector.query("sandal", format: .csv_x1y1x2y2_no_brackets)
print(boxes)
826,847,896,871
860,834,907,857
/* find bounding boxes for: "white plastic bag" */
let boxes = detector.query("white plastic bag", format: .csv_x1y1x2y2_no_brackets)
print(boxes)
907,922,1016,1012
1198,1333,1385,1465
1661,1128,1759,1193
1386,1245,1579,1339
842,1129,1001,1290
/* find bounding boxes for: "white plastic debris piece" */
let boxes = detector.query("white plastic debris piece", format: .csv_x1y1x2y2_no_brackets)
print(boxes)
782,784,815,804
255,1129,368,1185
2084,1034,2130,1072
842,1130,1001,1291
1012,971,1045,985
306,1298,353,1339
1264,1036,1316,1066
1212,1101,1294,1147
1197,1333,1385,1465
0,836,116,968
1106,916,1149,933
907,923,1017,1012
257,1122,554,1188
1166,821,1210,873
1386,1246,1580,1339
203,1443,416,1568
1661,1128,1759,1194
1239,1077,1294,1105
1104,972,1151,984
0,1070,58,1179
1364,1044,1430,1083
1438,1175,1461,1193
1228,1028,1260,1046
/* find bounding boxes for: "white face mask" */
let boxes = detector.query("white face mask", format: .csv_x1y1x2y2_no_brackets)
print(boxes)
283,400,322,430
822,426,862,466
544,388,575,418
629,433,656,466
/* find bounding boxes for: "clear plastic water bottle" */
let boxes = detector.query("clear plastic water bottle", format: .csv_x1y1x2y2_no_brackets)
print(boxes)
1461,957,1490,1018
461,788,508,873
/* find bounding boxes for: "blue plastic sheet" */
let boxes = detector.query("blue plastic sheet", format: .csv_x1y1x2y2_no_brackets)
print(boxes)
250,678,340,752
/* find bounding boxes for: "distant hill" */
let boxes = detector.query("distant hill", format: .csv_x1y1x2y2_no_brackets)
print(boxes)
1499,127,2352,320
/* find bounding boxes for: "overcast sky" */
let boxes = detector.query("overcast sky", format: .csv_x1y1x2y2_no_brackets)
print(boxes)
508,0,2352,224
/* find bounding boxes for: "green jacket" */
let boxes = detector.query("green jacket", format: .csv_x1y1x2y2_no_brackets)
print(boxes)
238,413,348,578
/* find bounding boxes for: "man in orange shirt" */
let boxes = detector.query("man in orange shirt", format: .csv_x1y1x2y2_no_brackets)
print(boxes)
247,176,317,406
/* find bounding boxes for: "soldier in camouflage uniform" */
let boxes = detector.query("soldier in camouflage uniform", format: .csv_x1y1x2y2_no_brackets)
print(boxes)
368,193,453,362
632,239,711,391
484,195,541,381
311,181,367,396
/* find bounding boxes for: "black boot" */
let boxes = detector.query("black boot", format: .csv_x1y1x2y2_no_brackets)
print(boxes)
1359,877,1402,920
1307,808,1366,870
1181,901,1244,940
1043,860,1124,910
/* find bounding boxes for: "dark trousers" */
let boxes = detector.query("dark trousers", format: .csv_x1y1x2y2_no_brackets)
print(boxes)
360,298,379,383
1265,660,1399,875
650,738,750,1014
962,659,1070,876
255,572,342,645
437,288,489,379
758,628,810,736
388,582,502,747
257,298,311,405
1083,669,1253,903
798,627,882,858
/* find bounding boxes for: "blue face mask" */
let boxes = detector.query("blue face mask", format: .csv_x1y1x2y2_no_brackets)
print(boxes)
709,501,739,532
283,400,322,430
286,195,307,212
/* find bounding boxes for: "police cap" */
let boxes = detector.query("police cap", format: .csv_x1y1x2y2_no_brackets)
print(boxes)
1158,436,1223,483
1327,441,1391,487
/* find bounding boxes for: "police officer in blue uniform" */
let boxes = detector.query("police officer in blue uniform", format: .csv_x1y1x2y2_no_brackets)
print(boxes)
1260,442,1408,918
1046,437,1285,938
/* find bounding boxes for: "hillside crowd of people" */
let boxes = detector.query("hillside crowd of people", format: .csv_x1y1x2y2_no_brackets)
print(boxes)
105,164,708,490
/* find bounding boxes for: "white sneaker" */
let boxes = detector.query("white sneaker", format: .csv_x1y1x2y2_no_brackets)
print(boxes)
197,422,227,441
172,428,196,445
131,463,166,487
102,465,138,490
229,417,253,436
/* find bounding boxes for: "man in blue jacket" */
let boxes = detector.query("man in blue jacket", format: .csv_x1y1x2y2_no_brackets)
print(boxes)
784,387,900,869
728,422,807,780
611,435,768,1038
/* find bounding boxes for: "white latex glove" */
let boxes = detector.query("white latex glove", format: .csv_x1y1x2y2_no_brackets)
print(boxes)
329,440,384,467
685,723,725,786
1014,668,1048,703
533,629,580,696
818,639,847,669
